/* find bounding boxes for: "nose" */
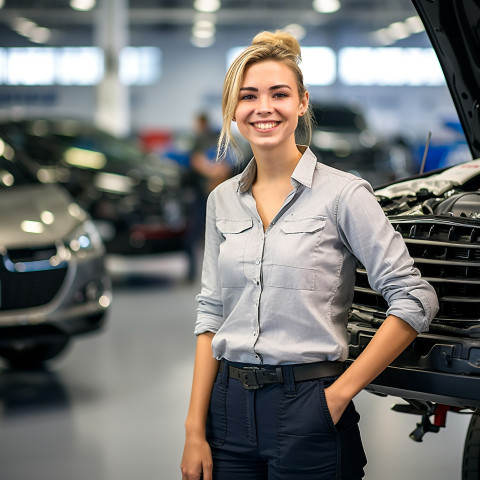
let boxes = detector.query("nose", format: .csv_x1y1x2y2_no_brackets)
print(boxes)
256,96,273,115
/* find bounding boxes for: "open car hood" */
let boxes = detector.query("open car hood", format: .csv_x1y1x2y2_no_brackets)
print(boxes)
412,0,480,160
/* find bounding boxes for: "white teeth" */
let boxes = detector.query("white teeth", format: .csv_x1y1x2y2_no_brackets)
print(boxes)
253,122,278,130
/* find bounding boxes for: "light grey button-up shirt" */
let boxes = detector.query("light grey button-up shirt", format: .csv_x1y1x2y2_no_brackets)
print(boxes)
195,146,439,365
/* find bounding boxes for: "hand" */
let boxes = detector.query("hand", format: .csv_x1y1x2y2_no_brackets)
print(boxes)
180,436,213,480
324,384,350,425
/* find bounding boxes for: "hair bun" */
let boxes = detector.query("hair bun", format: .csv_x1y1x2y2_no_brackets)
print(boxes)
251,30,301,60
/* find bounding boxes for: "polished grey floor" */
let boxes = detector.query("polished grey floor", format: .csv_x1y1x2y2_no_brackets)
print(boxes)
0,254,472,480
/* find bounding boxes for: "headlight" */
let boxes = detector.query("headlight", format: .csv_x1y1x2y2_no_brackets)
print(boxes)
64,221,103,257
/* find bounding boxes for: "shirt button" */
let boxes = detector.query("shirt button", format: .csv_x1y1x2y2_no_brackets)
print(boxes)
255,260,260,265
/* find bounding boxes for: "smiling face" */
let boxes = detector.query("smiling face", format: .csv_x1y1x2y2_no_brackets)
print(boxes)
234,60,309,154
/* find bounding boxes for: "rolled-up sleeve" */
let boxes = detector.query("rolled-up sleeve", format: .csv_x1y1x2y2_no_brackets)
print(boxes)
337,179,439,333
194,190,225,335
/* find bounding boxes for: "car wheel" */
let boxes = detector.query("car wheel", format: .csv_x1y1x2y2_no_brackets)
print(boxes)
0,337,70,369
463,412,480,480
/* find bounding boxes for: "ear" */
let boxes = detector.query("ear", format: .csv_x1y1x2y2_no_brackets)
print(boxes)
298,91,309,117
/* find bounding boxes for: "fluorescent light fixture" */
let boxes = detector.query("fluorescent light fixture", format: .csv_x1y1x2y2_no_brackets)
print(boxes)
191,16,216,47
372,28,393,46
120,47,161,85
405,16,425,34
56,47,104,85
0,47,160,85
339,47,445,86
7,48,55,85
312,0,341,14
387,21,410,41
70,0,96,11
191,35,215,48
13,17,37,36
30,26,51,44
194,0,221,13
301,47,336,85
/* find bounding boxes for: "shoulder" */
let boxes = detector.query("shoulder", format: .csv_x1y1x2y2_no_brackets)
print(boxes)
314,162,374,197
207,173,242,204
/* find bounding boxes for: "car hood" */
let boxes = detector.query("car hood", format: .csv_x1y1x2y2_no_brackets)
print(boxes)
0,184,85,249
413,0,480,159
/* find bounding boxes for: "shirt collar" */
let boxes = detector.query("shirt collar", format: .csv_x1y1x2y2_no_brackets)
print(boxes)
237,146,317,194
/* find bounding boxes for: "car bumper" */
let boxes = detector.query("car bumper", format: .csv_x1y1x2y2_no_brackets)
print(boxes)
0,252,112,339
348,320,480,409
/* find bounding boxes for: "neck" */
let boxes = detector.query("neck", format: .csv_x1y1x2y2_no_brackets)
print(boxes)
252,141,302,184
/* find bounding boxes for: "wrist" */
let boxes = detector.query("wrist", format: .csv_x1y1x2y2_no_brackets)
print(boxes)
185,420,207,439
328,377,356,405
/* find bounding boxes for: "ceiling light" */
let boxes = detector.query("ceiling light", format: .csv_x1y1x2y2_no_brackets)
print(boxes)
405,16,425,34
372,28,393,46
30,26,51,44
312,0,341,14
192,28,215,39
387,21,410,41
191,35,215,48
283,24,306,41
13,17,37,36
193,0,221,13
70,0,96,11
192,20,215,38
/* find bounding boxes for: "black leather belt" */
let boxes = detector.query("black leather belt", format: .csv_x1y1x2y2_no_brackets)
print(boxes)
219,360,345,390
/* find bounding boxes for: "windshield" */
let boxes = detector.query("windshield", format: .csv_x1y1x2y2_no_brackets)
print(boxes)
6,120,147,170
312,105,367,131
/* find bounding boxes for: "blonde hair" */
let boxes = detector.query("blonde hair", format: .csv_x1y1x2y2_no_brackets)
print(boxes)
217,30,313,161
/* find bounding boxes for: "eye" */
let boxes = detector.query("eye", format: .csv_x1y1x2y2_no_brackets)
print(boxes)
240,94,255,101
273,92,288,98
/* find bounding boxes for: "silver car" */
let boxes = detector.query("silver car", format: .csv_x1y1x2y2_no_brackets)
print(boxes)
0,134,111,368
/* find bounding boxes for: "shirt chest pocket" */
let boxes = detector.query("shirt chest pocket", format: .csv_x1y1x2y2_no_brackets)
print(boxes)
267,216,327,290
216,218,254,288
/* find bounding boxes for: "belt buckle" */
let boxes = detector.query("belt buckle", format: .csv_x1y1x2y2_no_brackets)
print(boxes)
240,366,262,390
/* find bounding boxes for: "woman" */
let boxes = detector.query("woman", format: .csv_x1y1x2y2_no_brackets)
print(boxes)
181,30,438,480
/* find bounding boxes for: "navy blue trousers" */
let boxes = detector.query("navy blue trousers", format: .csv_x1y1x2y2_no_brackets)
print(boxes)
206,362,367,479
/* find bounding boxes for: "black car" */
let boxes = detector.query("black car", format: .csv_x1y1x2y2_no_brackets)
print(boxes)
0,133,111,368
309,102,405,186
347,0,480,477
0,119,198,279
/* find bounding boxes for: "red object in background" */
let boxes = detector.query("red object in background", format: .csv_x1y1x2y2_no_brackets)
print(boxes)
139,129,173,153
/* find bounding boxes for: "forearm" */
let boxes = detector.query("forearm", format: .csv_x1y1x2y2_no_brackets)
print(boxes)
331,314,418,403
185,332,220,438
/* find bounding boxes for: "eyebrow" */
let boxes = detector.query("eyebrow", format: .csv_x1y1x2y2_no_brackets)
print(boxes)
239,84,292,92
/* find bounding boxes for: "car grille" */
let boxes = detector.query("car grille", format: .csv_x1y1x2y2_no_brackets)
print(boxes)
0,246,68,311
352,216,480,335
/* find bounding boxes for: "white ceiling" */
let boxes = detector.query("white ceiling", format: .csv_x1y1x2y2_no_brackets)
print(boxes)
0,0,421,44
